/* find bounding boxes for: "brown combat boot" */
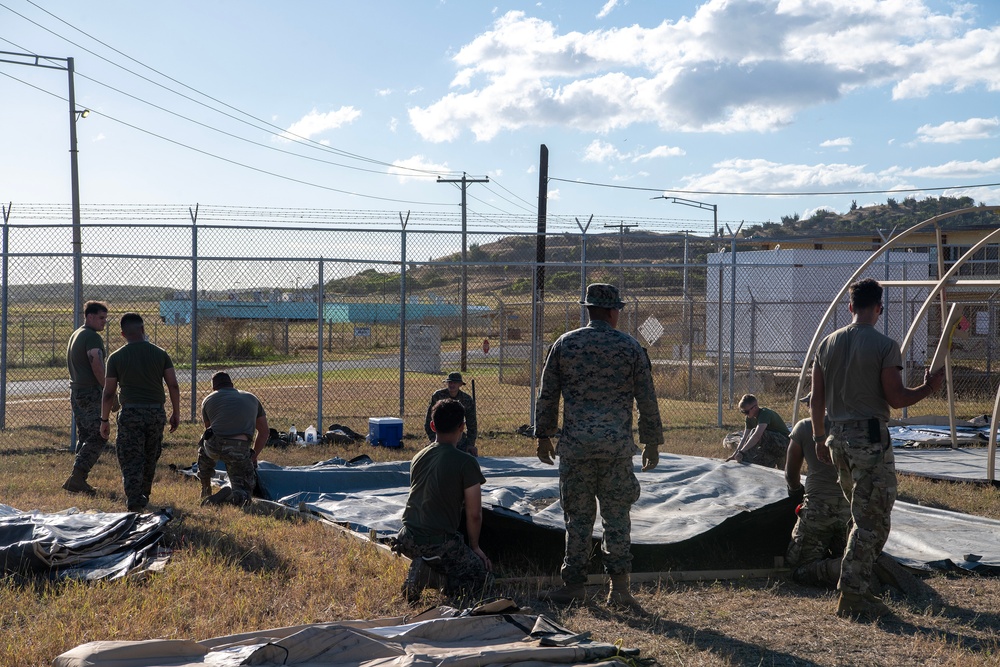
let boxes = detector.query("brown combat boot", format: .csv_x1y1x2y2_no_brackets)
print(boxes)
606,574,645,613
62,469,96,494
836,591,891,620
541,583,587,605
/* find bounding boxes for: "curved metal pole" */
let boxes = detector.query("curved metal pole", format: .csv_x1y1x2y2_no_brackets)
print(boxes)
898,226,1000,358
792,205,1000,422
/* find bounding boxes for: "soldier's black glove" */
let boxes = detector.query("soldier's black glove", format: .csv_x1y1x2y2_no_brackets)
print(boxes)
536,436,555,465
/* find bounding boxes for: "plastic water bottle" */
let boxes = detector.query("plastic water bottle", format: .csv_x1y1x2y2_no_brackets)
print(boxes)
305,425,317,444
287,424,297,444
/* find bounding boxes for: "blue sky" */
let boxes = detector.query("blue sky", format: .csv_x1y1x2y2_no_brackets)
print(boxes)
2,0,999,236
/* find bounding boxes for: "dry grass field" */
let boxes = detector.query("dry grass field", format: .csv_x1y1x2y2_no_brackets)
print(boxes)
2,421,1000,666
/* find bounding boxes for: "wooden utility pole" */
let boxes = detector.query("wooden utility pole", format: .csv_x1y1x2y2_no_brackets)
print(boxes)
437,172,488,371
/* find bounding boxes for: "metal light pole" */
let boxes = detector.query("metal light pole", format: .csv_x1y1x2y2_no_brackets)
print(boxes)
654,195,722,427
0,51,87,325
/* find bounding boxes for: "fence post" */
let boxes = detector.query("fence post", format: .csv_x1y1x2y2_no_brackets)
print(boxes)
399,212,409,418
189,204,199,422
749,293,756,393
0,204,9,429
317,257,324,429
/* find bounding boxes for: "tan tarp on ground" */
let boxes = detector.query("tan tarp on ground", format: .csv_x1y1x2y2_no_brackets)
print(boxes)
53,602,638,667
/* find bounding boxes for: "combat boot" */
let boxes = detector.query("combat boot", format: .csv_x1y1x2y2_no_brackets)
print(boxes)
202,486,234,506
62,468,96,494
606,574,645,613
836,591,891,620
541,583,587,605
793,558,840,588
402,558,432,605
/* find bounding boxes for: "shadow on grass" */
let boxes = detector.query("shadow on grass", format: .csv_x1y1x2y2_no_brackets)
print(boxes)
168,520,286,574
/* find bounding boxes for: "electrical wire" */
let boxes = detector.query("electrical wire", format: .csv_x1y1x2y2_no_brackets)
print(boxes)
549,176,1000,197
3,0,460,177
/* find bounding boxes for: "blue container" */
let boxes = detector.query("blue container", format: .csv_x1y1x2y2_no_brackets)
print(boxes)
368,417,404,448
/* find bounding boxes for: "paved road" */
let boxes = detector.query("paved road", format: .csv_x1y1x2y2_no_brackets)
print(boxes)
3,345,530,398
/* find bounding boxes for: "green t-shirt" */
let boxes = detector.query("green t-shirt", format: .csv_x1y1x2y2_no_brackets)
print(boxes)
815,323,902,422
67,325,105,388
401,442,485,542
106,340,174,405
789,417,842,502
746,406,790,437
202,387,265,439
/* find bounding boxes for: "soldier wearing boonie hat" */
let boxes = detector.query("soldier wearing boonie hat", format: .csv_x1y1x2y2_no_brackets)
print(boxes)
423,371,478,456
534,282,663,612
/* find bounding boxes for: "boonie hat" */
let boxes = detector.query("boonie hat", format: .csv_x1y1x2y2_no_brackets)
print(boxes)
444,372,465,385
580,283,625,309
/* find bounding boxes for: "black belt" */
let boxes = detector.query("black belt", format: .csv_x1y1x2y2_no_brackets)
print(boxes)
213,435,250,446
121,403,163,409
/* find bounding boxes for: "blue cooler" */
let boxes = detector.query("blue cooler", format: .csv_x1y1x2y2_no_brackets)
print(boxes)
368,417,404,448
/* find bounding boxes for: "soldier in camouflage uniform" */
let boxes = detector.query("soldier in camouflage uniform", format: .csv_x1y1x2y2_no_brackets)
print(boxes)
784,393,847,587
393,399,492,604
811,278,944,619
424,371,478,455
99,313,180,513
726,394,790,468
534,283,663,613
63,301,110,494
199,371,269,507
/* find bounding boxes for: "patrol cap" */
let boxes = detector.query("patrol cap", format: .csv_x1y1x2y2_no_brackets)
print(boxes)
581,283,625,309
444,371,465,385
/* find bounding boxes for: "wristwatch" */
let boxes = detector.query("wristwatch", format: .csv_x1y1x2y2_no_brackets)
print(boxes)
813,433,827,443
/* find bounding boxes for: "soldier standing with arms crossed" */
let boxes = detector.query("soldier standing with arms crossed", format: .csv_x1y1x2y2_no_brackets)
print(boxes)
535,283,663,612
99,313,180,512
64,301,110,494
811,278,944,619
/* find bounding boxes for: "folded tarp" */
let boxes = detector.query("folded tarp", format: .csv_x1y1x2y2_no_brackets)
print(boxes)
0,505,172,580
53,603,639,667
256,454,1000,575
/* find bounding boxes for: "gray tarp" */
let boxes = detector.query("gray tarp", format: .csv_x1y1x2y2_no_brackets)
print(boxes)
256,453,1000,574
0,505,171,580
54,603,638,667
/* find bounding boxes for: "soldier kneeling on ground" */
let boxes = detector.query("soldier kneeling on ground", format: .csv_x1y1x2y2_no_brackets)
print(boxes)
391,399,493,605
198,371,269,507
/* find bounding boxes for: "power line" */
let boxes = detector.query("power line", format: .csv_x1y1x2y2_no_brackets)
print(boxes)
549,176,1000,197
3,1,459,177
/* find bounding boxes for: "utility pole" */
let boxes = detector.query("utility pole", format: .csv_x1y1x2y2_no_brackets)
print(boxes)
604,220,638,290
437,172,488,371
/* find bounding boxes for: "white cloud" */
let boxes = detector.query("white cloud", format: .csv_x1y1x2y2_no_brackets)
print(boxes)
582,139,684,163
92,133,106,143
389,117,399,133
275,107,361,141
377,88,393,97
409,3,999,141
681,158,888,194
889,157,1000,179
633,145,685,161
596,0,619,20
548,188,560,200
915,117,999,143
820,137,853,148
388,155,452,183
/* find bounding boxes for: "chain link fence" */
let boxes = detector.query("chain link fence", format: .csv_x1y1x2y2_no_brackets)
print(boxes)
2,206,999,445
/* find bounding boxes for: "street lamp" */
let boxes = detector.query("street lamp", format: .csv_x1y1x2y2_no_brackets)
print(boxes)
654,194,723,427
0,51,86,326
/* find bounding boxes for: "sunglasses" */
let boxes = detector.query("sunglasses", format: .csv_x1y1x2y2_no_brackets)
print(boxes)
740,406,755,415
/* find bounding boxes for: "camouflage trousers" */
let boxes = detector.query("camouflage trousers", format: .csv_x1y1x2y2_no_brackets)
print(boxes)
828,419,896,597
391,528,491,597
745,430,790,469
115,406,166,511
786,494,850,583
71,386,108,473
198,434,256,505
558,456,641,584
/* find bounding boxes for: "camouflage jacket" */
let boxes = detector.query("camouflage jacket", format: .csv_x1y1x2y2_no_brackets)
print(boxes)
534,319,664,460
